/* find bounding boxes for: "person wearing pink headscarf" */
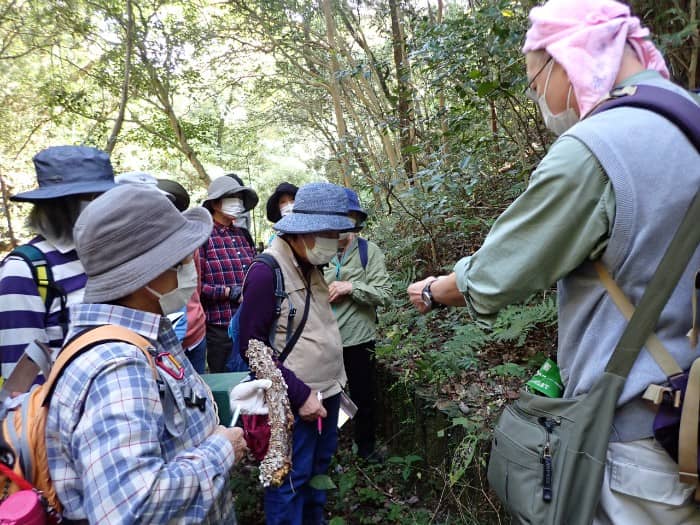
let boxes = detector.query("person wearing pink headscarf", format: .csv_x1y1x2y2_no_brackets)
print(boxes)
408,1,700,522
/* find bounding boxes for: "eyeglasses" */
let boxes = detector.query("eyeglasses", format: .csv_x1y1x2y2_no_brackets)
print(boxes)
525,56,553,101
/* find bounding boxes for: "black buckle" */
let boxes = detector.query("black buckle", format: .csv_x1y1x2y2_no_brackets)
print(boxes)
184,388,207,412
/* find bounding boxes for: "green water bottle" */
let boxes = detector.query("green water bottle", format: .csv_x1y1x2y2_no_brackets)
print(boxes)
525,358,564,398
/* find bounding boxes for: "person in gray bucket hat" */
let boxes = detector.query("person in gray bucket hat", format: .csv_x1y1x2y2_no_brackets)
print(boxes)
0,145,116,381
199,176,259,372
45,184,247,524
235,182,354,525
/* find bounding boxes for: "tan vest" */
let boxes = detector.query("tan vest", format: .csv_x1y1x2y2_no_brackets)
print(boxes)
267,237,346,397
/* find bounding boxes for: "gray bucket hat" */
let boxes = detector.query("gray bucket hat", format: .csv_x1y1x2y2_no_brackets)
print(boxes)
74,185,212,303
12,145,116,202
273,182,355,234
203,176,258,211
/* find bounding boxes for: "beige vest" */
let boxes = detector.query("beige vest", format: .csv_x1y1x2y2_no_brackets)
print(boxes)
267,237,346,397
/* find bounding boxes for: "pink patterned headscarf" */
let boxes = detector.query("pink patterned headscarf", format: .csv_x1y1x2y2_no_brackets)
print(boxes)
522,0,669,116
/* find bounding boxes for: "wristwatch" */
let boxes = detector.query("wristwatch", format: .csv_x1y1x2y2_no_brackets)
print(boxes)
421,278,442,309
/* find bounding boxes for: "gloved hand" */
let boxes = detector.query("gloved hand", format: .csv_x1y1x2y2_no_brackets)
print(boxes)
230,378,272,415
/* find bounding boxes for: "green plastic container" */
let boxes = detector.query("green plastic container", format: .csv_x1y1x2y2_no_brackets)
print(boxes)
200,372,249,426
525,358,564,398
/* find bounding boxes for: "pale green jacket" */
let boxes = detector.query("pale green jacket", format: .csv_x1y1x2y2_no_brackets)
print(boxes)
324,237,392,347
453,71,700,318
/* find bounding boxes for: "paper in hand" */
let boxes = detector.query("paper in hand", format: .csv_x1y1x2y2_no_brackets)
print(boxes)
337,391,358,429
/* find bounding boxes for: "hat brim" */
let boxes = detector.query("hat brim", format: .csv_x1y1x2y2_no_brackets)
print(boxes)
273,213,355,234
83,207,212,303
203,187,259,211
266,191,289,223
11,180,117,202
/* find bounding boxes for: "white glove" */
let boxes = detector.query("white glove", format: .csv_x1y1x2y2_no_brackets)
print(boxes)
229,379,272,415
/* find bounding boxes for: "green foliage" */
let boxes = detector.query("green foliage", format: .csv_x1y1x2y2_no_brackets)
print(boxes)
310,474,337,490
386,454,423,481
490,362,527,378
490,294,557,346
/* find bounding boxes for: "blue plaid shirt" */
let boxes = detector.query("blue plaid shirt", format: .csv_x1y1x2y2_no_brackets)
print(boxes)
46,304,236,524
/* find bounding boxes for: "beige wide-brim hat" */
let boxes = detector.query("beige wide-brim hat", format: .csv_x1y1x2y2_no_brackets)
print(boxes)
74,184,213,303
202,176,259,211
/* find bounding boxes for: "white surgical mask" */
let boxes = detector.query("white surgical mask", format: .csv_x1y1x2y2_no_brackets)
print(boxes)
221,197,245,217
147,260,198,316
537,62,579,136
280,202,294,217
338,232,353,242
303,236,338,265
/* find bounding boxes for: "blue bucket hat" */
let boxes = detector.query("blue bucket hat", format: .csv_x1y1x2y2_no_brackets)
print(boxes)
11,146,116,202
344,188,368,225
274,182,355,234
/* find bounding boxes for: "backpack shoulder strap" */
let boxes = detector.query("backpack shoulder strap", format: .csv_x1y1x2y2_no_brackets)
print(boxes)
9,245,59,309
8,244,68,333
358,237,369,270
253,253,286,315
589,85,700,153
251,253,294,349
40,324,157,406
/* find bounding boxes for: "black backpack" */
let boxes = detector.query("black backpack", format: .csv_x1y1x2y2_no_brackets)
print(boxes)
225,253,310,371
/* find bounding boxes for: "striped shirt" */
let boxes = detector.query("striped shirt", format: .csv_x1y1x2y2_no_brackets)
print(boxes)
46,303,236,524
198,221,255,325
0,236,86,379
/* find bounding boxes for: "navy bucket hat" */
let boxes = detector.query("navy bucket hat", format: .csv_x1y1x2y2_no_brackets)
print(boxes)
11,146,116,202
274,182,355,234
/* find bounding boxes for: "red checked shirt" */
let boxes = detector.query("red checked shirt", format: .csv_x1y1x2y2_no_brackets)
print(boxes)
198,221,255,325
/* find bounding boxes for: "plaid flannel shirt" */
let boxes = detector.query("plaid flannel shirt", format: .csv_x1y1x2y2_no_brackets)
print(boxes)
46,303,236,524
198,222,255,325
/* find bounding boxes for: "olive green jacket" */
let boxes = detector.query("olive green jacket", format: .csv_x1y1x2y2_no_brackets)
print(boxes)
324,237,392,347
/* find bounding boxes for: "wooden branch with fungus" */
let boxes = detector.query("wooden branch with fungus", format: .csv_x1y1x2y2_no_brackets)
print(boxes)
245,339,294,487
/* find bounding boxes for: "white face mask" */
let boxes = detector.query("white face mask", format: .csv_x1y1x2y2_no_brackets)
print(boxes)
338,232,352,241
220,197,245,218
147,260,198,316
537,62,579,136
303,236,338,265
280,202,294,217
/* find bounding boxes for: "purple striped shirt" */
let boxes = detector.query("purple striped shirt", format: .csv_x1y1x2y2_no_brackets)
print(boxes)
0,236,86,378
198,222,255,326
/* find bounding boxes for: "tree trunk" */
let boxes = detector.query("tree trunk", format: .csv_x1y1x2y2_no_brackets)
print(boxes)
137,47,210,182
689,0,698,90
105,0,133,154
389,0,415,183
0,168,17,248
321,0,352,188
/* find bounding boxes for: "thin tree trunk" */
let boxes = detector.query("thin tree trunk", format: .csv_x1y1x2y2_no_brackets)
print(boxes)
138,48,209,182
321,0,352,187
105,0,133,154
436,0,449,152
389,0,415,183
689,0,698,90
0,168,17,248
490,100,500,153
